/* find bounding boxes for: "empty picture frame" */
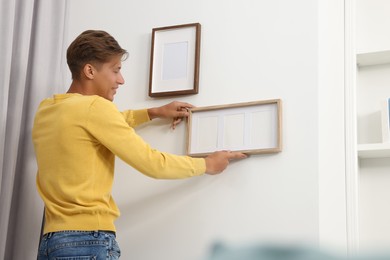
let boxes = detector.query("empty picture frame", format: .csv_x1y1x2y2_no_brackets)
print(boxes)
186,99,282,157
149,23,201,97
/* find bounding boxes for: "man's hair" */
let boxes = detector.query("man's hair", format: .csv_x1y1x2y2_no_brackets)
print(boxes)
67,30,128,80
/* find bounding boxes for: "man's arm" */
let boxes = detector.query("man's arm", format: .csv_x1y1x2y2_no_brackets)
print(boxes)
147,101,193,129
118,100,247,176
147,101,193,119
121,109,150,128
147,101,248,174
121,101,192,129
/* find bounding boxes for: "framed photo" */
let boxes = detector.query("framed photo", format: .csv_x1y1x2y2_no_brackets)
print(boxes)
149,23,201,97
186,99,282,157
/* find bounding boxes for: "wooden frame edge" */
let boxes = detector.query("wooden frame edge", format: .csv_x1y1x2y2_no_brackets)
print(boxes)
186,99,282,157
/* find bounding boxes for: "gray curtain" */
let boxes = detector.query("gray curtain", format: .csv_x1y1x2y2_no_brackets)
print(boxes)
0,0,69,259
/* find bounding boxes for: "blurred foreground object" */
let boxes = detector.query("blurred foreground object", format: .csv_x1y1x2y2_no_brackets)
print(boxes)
207,243,390,260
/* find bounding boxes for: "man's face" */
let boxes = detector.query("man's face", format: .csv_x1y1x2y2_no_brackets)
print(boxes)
92,56,124,101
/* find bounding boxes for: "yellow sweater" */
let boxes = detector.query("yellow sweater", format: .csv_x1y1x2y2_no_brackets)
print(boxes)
32,93,205,234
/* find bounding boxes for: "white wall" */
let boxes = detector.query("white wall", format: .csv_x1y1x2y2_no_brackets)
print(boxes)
318,0,348,252
64,0,347,259
356,0,390,53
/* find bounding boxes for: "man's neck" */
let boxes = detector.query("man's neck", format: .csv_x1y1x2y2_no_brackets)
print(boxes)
67,80,90,95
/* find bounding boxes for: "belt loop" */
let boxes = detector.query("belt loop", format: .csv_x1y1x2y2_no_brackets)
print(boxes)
47,232,53,239
93,230,99,238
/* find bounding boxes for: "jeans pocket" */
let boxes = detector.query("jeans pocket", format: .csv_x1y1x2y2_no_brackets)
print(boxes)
108,239,121,259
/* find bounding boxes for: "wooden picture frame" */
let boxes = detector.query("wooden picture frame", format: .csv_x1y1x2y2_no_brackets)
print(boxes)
186,99,282,157
149,23,201,97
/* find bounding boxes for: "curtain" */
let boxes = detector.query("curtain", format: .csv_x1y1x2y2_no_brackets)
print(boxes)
0,0,69,259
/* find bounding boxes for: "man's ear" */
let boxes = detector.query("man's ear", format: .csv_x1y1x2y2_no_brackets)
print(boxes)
83,64,95,80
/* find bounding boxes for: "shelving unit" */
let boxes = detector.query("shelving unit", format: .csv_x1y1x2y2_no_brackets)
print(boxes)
354,1,390,252
357,50,390,67
356,47,390,251
356,50,390,159
358,143,390,158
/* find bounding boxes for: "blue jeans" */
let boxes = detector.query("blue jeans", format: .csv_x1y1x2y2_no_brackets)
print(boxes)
37,231,121,260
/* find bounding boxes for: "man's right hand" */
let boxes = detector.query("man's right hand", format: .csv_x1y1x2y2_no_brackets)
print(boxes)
205,151,247,175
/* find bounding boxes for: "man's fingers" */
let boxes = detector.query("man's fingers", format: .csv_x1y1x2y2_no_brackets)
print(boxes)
176,101,194,109
171,117,182,129
176,110,190,117
226,151,248,160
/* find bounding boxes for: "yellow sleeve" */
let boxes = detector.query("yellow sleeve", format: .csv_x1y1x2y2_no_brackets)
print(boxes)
121,109,150,128
87,98,206,179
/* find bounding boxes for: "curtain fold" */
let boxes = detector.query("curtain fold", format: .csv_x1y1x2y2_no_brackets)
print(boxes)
0,0,37,258
0,0,69,259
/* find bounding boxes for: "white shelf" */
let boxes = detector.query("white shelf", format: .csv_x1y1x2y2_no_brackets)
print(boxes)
358,143,390,158
357,50,390,67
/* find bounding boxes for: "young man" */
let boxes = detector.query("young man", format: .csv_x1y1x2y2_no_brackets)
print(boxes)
33,30,246,259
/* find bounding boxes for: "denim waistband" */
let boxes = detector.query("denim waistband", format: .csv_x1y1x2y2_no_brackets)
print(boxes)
44,230,116,238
